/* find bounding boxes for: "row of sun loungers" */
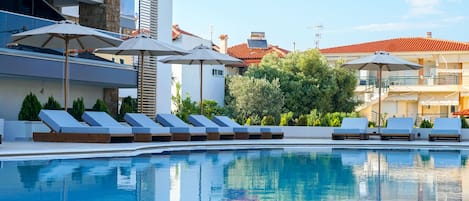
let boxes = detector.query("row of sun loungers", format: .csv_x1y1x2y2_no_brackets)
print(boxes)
332,117,462,142
33,110,284,143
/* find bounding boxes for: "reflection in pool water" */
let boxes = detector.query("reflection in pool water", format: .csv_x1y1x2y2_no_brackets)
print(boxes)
0,148,467,201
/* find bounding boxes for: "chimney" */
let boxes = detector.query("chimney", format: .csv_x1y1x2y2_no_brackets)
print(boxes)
426,32,432,38
219,34,228,54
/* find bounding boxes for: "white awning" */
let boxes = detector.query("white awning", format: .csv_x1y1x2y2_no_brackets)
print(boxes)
386,93,418,101
419,93,459,106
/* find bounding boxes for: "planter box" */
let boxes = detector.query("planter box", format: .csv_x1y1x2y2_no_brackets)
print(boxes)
4,121,50,141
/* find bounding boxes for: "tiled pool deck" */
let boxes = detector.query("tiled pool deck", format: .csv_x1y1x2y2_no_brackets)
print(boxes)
1,138,469,160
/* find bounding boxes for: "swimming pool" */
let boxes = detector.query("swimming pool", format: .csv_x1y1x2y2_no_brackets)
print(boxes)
0,147,467,201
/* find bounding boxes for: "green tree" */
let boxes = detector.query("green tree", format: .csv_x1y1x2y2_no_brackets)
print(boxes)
18,92,42,121
69,97,85,121
171,82,198,122
92,99,109,113
227,76,284,123
245,49,359,116
43,96,61,110
118,96,137,121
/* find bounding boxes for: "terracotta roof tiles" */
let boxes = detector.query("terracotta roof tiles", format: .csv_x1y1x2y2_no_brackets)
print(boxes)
320,37,469,54
227,43,289,66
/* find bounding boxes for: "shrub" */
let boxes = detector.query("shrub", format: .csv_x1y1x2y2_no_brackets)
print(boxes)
245,117,252,125
92,99,109,113
69,97,85,121
246,115,260,125
419,119,433,128
18,92,42,121
201,100,227,119
368,121,376,128
460,116,469,128
261,115,275,125
296,115,308,126
280,112,294,126
43,96,61,110
118,96,137,121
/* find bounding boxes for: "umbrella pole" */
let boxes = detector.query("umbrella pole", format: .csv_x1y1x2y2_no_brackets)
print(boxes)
64,39,69,111
378,66,382,134
139,51,144,113
199,61,203,114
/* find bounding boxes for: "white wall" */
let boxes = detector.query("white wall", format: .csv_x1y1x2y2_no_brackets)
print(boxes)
156,0,173,113
0,77,103,120
171,34,225,108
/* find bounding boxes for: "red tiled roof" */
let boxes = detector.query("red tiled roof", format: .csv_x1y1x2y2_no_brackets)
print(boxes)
227,43,289,67
320,37,469,54
172,24,200,40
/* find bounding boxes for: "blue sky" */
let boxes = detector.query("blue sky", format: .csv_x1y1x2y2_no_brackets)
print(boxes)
172,0,469,51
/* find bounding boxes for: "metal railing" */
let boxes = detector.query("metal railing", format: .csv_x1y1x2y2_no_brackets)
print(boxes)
357,75,461,87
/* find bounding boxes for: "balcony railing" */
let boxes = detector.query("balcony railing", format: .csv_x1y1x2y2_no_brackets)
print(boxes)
357,75,461,87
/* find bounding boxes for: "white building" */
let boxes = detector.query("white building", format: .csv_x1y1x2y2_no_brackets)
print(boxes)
171,25,226,110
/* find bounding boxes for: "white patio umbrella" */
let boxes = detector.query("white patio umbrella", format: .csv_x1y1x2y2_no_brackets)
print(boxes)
94,34,189,113
11,20,122,110
341,51,421,132
159,44,243,114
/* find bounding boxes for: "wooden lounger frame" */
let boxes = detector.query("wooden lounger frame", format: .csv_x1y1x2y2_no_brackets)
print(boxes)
207,132,235,140
33,132,134,143
381,133,415,141
133,133,173,142
332,133,369,140
170,133,207,141
429,134,461,142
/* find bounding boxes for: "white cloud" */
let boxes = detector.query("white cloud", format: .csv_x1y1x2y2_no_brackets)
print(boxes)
405,0,441,17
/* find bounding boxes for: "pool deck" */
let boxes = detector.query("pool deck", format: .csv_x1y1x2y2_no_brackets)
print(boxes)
1,138,469,160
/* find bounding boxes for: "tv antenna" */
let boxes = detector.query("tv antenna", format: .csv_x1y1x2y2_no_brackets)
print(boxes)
308,25,323,49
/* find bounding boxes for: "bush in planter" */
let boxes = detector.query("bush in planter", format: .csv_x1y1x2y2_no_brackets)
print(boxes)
69,97,85,121
43,96,62,110
280,112,294,126
92,99,109,113
18,92,42,121
296,115,308,126
118,96,137,121
261,115,275,125
460,116,469,128
419,119,433,128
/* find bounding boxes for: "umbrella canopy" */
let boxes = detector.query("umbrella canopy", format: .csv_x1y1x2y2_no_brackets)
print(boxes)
159,44,243,114
12,20,122,110
341,51,422,132
94,34,189,113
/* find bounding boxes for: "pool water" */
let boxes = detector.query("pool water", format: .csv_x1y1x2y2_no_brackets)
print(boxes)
0,147,467,201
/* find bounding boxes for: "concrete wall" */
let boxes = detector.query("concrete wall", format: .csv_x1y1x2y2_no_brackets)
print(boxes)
171,34,225,107
156,0,173,114
0,77,104,120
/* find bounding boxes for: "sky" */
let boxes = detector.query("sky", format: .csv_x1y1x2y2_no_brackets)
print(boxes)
172,0,469,51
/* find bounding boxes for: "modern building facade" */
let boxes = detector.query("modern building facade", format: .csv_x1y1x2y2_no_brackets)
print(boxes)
321,33,469,124
171,24,226,108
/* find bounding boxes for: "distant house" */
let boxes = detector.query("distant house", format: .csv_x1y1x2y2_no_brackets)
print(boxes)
171,24,225,108
320,32,469,123
224,32,289,74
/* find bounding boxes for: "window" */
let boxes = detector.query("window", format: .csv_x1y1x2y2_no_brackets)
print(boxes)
212,69,224,77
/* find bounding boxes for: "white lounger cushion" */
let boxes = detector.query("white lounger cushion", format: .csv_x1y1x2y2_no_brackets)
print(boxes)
333,118,368,134
381,118,414,134
156,114,206,134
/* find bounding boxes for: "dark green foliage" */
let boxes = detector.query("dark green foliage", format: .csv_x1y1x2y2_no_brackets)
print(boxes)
242,49,359,118
419,119,433,128
296,115,308,126
261,115,276,125
18,92,42,121
92,99,109,113
43,96,62,110
69,97,85,121
460,116,469,128
118,96,137,121
201,100,228,119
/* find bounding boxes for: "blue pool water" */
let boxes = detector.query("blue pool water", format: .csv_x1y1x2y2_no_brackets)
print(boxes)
0,147,467,201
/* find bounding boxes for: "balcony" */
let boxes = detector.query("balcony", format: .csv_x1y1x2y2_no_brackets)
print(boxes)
357,75,462,93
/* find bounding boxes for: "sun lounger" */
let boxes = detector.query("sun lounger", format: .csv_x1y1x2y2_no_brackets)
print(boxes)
156,114,207,141
212,116,263,139
188,115,235,140
428,118,461,142
333,149,367,166
33,110,134,143
384,150,415,167
429,150,461,168
332,117,369,140
380,118,415,140
124,113,172,142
